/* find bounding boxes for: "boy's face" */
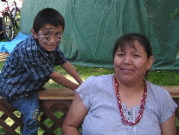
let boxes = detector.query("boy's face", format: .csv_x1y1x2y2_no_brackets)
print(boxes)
32,24,63,52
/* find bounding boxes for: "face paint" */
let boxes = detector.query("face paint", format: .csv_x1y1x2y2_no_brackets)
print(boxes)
33,24,63,51
38,27,62,44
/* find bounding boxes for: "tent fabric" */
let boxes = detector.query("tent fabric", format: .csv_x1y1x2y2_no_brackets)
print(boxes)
19,0,179,70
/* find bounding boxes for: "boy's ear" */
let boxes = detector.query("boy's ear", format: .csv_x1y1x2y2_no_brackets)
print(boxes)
31,29,38,39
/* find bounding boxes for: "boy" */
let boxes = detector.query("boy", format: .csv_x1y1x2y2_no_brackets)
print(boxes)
0,8,83,135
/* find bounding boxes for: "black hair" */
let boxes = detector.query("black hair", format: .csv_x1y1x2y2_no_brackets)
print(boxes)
112,33,153,59
32,8,65,33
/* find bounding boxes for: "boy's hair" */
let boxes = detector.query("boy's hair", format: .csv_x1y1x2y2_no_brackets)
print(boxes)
32,8,65,33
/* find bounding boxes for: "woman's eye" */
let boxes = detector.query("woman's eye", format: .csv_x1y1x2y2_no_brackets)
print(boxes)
133,54,140,58
117,53,124,57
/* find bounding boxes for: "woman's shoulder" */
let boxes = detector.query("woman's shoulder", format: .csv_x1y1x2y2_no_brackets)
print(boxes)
76,74,113,92
146,82,177,123
146,81,172,99
147,81,169,93
86,74,113,81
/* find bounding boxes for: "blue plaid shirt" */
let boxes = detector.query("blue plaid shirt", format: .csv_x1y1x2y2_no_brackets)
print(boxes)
0,35,67,99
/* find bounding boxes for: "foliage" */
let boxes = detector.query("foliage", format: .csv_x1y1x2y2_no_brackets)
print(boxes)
0,62,179,88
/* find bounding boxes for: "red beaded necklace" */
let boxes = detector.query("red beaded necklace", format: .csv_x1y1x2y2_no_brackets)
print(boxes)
114,77,147,126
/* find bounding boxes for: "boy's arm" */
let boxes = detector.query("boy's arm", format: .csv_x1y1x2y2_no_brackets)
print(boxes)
49,72,79,90
61,61,83,85
0,31,3,34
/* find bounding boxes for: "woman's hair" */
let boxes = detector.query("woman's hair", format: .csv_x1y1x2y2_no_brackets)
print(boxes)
112,33,153,59
32,8,65,33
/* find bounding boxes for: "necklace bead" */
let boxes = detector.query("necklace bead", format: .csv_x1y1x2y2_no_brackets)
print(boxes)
114,77,147,126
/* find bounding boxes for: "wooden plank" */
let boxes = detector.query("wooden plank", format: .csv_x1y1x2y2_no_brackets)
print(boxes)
37,88,74,100
38,87,179,99
0,88,74,100
0,87,178,100
163,86,179,98
0,53,9,62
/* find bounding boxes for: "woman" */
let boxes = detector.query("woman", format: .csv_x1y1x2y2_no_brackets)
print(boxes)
62,33,177,135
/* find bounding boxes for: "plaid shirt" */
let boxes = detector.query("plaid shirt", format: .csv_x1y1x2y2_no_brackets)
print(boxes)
0,35,67,99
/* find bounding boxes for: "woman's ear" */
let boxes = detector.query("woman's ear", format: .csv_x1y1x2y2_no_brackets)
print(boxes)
147,56,154,70
31,29,38,39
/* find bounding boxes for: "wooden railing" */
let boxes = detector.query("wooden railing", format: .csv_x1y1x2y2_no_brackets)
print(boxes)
0,88,74,135
0,87,179,135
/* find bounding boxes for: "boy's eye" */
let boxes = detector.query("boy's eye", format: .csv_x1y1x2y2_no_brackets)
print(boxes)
41,32,49,36
56,33,62,37
42,34,50,40
56,33,61,36
38,34,50,42
43,36,50,41
44,34,49,37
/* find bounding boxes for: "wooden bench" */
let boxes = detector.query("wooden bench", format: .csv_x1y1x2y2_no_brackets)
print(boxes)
0,86,178,135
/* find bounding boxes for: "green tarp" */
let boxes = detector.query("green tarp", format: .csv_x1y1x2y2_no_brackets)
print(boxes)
20,0,179,70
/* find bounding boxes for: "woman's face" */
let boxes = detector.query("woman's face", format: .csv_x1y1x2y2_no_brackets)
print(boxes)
32,24,63,52
113,40,154,84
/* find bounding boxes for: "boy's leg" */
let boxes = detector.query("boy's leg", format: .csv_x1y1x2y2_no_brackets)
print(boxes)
9,93,40,135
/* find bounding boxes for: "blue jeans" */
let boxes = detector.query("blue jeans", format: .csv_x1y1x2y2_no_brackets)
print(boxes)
9,93,40,135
